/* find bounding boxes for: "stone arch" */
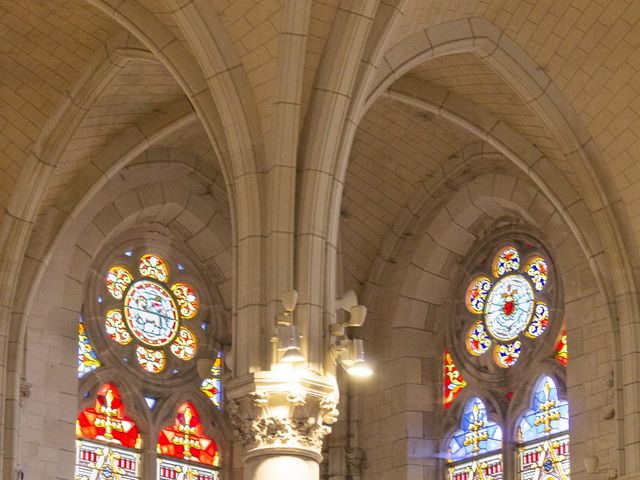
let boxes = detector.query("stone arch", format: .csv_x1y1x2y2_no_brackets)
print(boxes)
0,12,250,467
367,17,638,293
357,166,609,479
12,149,232,477
0,34,174,474
329,17,640,472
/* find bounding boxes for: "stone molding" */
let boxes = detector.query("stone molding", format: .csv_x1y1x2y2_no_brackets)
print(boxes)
225,370,339,462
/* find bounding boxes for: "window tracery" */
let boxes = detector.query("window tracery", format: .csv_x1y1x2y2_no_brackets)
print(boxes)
157,402,220,479
463,243,553,368
75,383,142,480
78,243,226,479
444,236,569,480
104,253,200,374
517,376,570,480
447,398,503,480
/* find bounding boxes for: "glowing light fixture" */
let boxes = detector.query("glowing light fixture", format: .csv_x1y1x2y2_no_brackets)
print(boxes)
331,291,373,378
340,339,373,377
272,290,305,365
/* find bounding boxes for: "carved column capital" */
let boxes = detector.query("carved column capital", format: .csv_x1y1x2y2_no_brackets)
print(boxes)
225,370,339,462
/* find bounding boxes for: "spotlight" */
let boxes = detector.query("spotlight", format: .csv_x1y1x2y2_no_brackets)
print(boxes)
336,290,367,327
338,339,373,378
331,291,373,377
347,304,367,327
281,346,305,363
277,324,304,364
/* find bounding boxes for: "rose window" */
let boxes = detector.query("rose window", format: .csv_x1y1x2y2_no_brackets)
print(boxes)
464,245,550,368
104,253,199,373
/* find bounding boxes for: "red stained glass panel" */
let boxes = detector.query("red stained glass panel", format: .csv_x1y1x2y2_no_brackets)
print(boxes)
444,350,467,409
157,402,219,466
555,329,568,366
76,383,141,449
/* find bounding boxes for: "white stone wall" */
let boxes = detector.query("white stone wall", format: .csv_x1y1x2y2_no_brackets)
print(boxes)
1,2,640,480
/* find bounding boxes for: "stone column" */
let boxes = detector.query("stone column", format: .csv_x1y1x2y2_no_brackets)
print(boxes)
226,370,339,480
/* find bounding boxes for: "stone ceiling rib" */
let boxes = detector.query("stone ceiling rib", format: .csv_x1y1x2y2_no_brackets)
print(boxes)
40,58,189,217
0,0,121,207
341,96,477,293
388,0,640,250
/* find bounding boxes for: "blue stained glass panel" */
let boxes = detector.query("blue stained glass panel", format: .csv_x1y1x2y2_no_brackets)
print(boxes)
519,376,569,442
448,397,502,461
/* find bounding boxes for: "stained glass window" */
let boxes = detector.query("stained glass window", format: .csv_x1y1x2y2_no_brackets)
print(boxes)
555,330,568,366
75,441,140,480
519,377,569,441
106,266,133,300
75,383,141,480
449,240,567,480
102,253,200,374
492,246,520,277
518,434,569,480
157,402,220,479
466,321,491,356
444,350,467,409
525,257,548,291
448,398,502,461
78,320,101,378
447,398,503,480
494,340,521,368
139,254,169,281
466,276,492,314
76,383,142,448
448,452,503,480
200,351,224,409
517,376,570,480
80,249,223,479
464,245,552,368
158,458,219,480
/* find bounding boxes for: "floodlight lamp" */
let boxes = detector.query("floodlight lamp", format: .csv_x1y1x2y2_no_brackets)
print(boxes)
281,346,305,363
277,325,305,363
345,359,373,377
336,290,358,312
339,338,373,377
347,305,367,327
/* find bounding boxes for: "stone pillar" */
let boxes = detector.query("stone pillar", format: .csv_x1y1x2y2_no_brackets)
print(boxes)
226,370,339,480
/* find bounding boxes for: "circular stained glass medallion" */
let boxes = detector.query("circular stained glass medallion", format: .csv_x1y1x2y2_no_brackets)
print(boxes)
525,257,548,291
484,274,534,342
494,340,521,368
526,302,549,338
466,320,492,356
466,276,492,314
106,266,133,300
124,280,179,347
492,246,520,277
171,282,199,319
